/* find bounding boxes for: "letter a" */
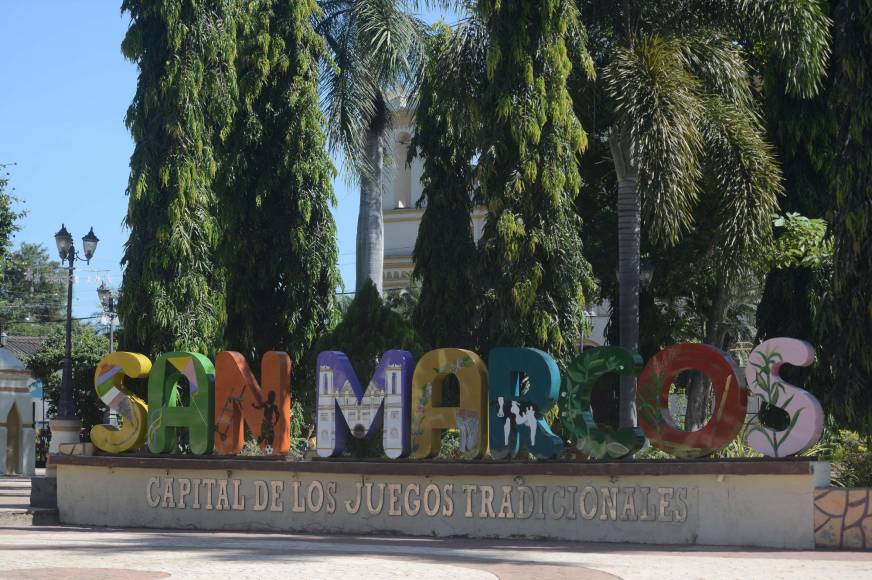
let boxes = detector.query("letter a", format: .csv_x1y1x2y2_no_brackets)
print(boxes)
147,352,215,455
410,348,488,459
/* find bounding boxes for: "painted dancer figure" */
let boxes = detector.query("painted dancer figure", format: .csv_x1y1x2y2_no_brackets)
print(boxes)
252,391,279,453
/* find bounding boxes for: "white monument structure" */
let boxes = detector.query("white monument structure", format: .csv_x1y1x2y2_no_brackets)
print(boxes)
380,93,487,292
0,334,38,475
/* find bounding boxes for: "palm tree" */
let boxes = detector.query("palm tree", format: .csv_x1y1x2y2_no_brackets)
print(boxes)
315,0,424,294
577,1,830,428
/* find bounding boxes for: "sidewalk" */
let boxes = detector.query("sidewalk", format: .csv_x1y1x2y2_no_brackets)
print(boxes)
0,473,870,579
0,526,870,579
0,470,57,527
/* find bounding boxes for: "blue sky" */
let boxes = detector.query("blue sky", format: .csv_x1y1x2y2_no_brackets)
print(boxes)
0,1,455,318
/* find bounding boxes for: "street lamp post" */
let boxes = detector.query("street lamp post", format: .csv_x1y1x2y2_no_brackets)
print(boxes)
97,282,117,354
49,224,98,450
97,282,118,427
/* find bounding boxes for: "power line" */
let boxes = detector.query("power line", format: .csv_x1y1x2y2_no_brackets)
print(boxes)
2,316,100,325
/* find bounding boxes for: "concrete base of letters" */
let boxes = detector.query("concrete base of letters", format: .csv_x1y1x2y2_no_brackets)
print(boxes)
55,455,829,549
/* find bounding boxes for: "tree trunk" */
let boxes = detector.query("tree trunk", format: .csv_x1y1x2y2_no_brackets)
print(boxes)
610,128,640,429
355,96,388,294
685,277,729,430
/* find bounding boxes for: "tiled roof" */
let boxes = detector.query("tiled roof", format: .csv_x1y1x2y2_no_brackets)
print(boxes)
3,335,47,361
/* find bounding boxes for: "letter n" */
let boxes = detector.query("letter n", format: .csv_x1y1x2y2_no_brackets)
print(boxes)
214,351,292,455
316,350,414,459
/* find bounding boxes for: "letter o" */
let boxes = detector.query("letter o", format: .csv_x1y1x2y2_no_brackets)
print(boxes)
423,484,441,516
307,481,324,513
579,486,597,520
637,343,747,458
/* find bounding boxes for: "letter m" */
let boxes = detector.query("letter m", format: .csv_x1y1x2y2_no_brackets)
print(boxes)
316,350,413,459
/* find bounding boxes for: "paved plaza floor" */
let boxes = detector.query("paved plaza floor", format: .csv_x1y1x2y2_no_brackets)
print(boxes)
1,475,871,579
0,526,871,580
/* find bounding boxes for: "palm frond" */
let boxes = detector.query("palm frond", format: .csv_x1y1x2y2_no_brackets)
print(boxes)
676,31,752,109
716,0,831,97
701,97,782,262
316,0,425,179
605,35,705,244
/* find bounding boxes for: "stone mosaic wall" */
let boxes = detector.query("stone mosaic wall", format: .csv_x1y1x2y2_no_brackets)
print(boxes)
815,488,872,550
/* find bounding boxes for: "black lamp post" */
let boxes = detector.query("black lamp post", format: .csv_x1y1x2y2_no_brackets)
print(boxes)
53,224,98,421
97,282,117,354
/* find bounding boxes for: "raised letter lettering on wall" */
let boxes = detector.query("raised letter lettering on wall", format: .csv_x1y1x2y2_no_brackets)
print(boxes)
488,347,563,460
214,351,292,456
745,338,823,457
562,347,646,459
637,343,747,458
91,352,151,453
410,348,488,459
147,352,215,455
316,350,414,459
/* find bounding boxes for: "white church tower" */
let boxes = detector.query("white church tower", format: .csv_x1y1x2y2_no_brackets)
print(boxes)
381,93,486,292
317,365,335,454
383,363,404,457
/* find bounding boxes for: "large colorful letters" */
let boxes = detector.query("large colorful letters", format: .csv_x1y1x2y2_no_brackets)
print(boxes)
214,351,292,456
147,352,215,455
744,338,824,457
89,336,824,461
637,343,748,458
487,347,563,460
316,350,414,459
91,352,151,453
410,348,488,459
561,347,646,459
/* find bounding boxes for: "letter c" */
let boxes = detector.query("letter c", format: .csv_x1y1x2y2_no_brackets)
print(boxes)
146,477,160,507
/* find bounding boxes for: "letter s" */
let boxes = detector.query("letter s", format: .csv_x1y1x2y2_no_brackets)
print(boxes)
91,352,151,453
744,338,824,457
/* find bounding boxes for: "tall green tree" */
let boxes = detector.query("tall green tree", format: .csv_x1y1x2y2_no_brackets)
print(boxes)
221,0,339,364
0,244,65,336
315,0,423,294
475,0,596,363
118,0,239,355
0,163,27,333
27,324,110,432
0,163,22,273
755,0,872,436
820,0,872,435
410,23,482,348
755,12,838,351
577,0,830,428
